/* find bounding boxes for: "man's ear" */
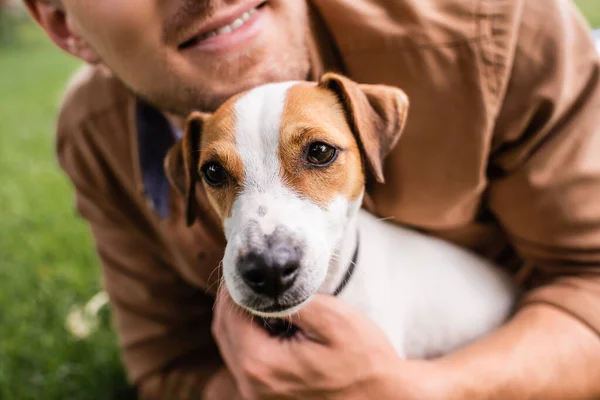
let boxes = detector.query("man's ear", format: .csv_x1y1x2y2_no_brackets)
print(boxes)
318,73,409,183
23,0,100,64
164,111,207,226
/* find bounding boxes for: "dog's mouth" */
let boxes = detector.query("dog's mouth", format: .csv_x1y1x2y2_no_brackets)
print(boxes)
245,296,311,318
255,298,307,313
254,298,310,338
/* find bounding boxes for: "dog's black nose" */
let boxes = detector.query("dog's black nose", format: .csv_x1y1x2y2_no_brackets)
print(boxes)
238,243,301,298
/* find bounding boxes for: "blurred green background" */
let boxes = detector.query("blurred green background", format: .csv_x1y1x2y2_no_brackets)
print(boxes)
0,1,598,399
0,5,137,400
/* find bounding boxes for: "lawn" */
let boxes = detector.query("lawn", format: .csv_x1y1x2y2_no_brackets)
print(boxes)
577,0,600,27
0,3,598,400
0,21,135,400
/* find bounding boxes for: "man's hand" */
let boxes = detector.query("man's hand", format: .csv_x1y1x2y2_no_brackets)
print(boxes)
202,367,245,400
212,290,443,400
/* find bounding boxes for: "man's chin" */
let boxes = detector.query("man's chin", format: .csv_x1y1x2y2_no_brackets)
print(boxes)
121,37,310,115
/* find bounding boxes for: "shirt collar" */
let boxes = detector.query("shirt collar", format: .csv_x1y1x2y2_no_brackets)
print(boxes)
136,98,177,219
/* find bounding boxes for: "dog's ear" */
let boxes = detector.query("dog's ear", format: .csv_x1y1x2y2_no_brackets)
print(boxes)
164,111,208,226
319,73,409,183
164,140,186,196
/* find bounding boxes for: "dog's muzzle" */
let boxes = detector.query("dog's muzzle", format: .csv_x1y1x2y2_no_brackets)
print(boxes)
237,241,302,299
263,233,360,337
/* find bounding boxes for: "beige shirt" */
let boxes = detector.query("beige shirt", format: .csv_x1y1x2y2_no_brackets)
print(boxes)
55,0,600,397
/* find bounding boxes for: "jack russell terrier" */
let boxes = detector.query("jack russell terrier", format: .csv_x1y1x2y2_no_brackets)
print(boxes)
165,73,518,359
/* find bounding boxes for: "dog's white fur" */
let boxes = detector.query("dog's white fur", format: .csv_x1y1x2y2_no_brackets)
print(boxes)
216,82,517,358
223,82,363,315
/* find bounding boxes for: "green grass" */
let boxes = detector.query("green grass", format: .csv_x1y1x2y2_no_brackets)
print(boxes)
0,22,136,400
0,3,597,400
577,0,600,27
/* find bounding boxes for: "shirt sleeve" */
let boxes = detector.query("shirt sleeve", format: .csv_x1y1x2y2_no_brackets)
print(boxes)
56,115,225,399
487,0,600,334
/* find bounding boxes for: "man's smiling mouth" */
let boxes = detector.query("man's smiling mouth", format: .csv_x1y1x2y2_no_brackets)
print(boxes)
179,1,268,51
181,8,256,47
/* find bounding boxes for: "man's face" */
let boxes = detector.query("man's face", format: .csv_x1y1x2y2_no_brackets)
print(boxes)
61,0,310,114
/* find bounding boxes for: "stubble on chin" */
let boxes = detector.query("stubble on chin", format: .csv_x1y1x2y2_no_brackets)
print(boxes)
116,18,311,116
188,36,311,113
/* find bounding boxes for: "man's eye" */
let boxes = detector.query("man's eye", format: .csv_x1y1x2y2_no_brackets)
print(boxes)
202,162,228,187
306,142,338,166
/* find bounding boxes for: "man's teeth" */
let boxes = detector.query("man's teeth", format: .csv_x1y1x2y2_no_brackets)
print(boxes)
202,7,257,39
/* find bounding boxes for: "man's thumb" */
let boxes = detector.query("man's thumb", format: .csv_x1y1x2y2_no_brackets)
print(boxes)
291,294,358,342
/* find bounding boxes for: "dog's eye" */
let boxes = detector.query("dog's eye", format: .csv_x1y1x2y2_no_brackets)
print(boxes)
202,162,228,187
306,142,338,166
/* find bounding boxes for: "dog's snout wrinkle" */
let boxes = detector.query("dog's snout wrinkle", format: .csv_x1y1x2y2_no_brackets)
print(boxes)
267,225,295,246
257,205,268,217
243,219,263,250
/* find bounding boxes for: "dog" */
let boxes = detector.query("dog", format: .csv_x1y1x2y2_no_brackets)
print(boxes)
165,73,518,359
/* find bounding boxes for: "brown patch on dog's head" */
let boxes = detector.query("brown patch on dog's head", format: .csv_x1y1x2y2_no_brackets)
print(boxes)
277,75,409,208
197,100,245,221
318,73,410,184
279,83,366,208
164,96,245,225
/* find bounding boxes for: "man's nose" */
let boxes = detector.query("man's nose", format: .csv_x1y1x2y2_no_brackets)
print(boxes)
237,242,301,298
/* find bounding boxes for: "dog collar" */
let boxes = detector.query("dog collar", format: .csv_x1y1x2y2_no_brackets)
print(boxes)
332,234,359,297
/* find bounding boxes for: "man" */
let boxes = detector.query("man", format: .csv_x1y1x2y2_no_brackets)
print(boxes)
24,0,600,399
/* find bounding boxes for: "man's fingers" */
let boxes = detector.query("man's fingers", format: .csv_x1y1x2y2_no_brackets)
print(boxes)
292,294,361,342
213,290,363,349
213,289,263,337
212,289,295,382
212,288,277,349
212,286,235,331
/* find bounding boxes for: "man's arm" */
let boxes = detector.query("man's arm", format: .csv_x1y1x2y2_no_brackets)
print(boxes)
55,103,236,400
435,305,600,399
440,0,600,397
